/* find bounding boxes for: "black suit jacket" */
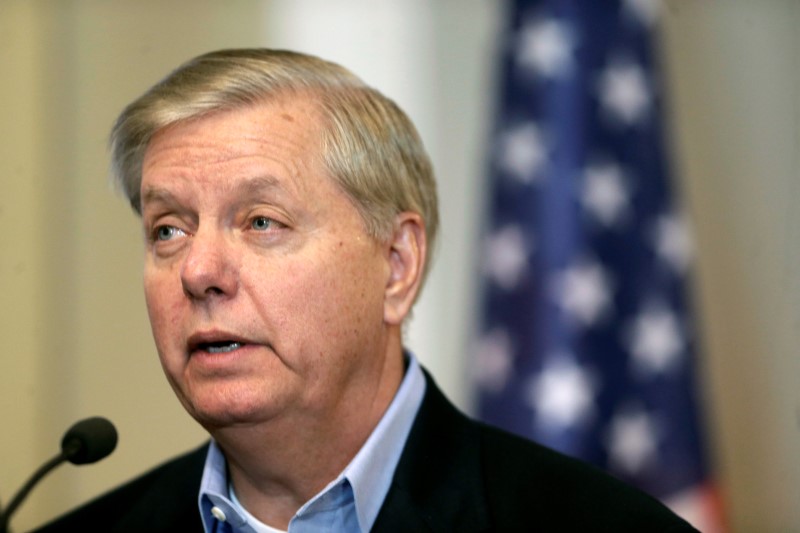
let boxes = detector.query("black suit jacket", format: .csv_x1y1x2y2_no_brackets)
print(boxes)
31,372,696,532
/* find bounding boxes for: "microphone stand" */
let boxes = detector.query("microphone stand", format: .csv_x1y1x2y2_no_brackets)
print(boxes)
0,417,115,533
0,443,78,533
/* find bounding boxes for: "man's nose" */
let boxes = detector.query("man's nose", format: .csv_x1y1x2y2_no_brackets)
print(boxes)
179,229,238,300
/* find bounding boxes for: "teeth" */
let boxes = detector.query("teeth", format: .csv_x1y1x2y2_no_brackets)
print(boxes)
205,342,242,354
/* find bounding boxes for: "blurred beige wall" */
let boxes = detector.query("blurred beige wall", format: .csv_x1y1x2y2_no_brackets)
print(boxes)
662,2,800,530
0,1,798,531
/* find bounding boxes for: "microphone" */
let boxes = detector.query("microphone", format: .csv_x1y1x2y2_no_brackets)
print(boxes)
0,417,117,533
61,417,118,465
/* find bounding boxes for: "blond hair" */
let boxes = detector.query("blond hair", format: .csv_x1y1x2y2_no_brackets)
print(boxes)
110,48,438,282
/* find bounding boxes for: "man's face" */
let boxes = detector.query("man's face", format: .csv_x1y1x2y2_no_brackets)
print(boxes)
140,97,394,430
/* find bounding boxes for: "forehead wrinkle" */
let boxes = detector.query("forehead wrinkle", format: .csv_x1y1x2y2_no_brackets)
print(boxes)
144,136,304,189
143,174,283,201
144,129,315,193
144,137,278,172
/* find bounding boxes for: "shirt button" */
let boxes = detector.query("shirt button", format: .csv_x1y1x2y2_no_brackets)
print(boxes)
211,506,227,522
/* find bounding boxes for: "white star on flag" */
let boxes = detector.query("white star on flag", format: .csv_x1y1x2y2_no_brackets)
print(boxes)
474,328,515,393
597,59,651,126
517,19,576,79
607,405,661,475
626,303,685,376
582,163,631,228
552,259,613,326
623,0,662,28
497,122,548,183
653,213,694,274
484,225,531,290
526,354,596,431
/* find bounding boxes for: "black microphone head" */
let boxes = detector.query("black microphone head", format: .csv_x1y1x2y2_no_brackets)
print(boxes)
60,416,118,465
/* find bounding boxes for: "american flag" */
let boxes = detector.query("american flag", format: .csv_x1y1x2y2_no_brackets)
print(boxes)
474,1,723,530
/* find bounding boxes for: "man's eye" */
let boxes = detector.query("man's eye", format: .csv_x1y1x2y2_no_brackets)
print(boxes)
251,216,274,231
155,225,182,241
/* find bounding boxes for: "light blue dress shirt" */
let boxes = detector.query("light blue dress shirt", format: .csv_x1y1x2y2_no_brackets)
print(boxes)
198,354,426,533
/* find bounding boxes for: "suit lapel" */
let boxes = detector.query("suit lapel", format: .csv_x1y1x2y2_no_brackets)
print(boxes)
373,371,492,533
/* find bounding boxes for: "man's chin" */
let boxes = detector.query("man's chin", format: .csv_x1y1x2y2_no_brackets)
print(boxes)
176,388,279,430
166,374,301,431
188,404,273,431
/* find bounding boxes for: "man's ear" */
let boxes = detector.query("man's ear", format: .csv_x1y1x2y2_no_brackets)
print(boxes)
384,212,427,325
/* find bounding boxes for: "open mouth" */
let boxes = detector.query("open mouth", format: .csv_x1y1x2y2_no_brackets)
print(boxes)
198,341,244,354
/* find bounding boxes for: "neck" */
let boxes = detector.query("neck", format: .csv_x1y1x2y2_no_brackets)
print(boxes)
209,332,406,528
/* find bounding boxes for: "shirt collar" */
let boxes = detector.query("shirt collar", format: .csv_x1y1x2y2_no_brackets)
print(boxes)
197,353,426,532
341,353,426,531
199,441,252,532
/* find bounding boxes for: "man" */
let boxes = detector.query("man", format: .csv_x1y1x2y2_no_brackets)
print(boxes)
34,49,696,532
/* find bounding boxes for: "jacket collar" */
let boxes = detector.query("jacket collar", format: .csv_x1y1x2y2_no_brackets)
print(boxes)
372,370,492,532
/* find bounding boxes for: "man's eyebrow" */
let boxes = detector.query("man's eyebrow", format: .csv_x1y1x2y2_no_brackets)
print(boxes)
141,187,179,208
236,175,283,196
